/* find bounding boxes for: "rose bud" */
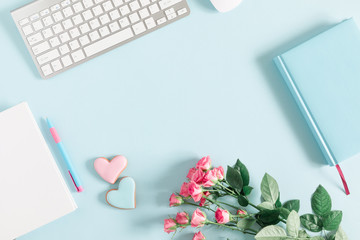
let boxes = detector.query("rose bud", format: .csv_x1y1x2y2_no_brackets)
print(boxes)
164,218,177,233
192,169,205,184
196,156,211,171
202,169,218,187
237,209,248,218
169,193,184,207
193,231,206,240
187,167,197,179
176,212,190,226
180,182,190,197
214,166,224,180
191,208,207,227
188,181,203,202
215,208,230,224
199,191,210,207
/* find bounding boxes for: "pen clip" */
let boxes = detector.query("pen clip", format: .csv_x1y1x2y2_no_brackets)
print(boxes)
68,171,81,192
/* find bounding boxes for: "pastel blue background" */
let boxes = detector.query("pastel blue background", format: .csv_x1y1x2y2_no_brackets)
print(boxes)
0,0,359,239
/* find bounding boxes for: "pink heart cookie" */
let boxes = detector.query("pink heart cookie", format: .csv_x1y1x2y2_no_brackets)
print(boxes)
94,155,128,184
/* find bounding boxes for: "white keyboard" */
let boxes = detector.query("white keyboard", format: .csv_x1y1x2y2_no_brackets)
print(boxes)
11,0,190,79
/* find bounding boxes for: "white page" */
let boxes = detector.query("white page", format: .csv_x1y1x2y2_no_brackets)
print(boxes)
0,102,77,240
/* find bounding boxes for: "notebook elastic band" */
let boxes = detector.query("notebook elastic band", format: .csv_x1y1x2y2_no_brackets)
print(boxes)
335,164,350,195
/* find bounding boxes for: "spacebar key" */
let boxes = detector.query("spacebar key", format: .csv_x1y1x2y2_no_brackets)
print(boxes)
84,28,134,57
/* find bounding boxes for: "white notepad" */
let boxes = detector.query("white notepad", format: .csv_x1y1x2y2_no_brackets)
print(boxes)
0,102,77,240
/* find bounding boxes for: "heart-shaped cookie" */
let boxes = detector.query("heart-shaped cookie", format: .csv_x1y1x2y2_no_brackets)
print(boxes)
106,177,136,209
94,155,128,184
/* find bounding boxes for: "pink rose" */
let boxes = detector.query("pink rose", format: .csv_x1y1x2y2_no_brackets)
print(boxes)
237,209,247,218
188,181,202,202
191,169,205,184
164,218,177,233
196,156,211,171
199,191,210,207
187,168,197,179
193,231,206,240
180,182,190,197
214,166,224,180
202,169,218,187
215,208,230,224
176,212,189,226
191,208,207,227
169,193,184,207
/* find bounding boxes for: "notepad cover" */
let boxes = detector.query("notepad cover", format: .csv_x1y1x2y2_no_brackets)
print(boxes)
274,18,360,166
0,102,77,240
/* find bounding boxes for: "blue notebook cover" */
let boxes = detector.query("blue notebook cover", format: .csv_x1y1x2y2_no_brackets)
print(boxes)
274,19,360,169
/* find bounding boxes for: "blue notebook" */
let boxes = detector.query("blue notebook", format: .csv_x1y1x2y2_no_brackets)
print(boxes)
273,18,360,195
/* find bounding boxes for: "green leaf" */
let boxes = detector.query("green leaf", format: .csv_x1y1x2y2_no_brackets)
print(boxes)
261,173,279,204
286,210,300,237
235,159,250,186
323,210,342,231
258,201,275,210
283,199,300,212
243,186,253,196
256,209,280,226
300,214,323,232
334,226,348,240
279,208,291,219
237,218,256,230
238,195,249,207
298,229,309,238
311,185,332,216
310,237,326,240
275,194,281,208
255,225,287,240
226,166,243,190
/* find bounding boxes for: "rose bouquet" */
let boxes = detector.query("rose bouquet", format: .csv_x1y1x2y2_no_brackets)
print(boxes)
164,156,348,240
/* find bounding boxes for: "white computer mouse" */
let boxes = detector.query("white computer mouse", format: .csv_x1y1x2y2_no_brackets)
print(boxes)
210,0,243,12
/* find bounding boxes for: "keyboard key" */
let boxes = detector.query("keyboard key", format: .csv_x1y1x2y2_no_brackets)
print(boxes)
144,17,155,29
159,0,180,10
73,2,84,13
30,14,40,21
71,49,85,62
84,27,133,56
50,4,61,12
79,35,90,45
139,8,149,19
89,30,100,41
69,39,80,50
177,7,187,15
59,32,71,43
69,27,81,38
52,12,64,22
32,20,44,31
99,14,110,24
165,7,174,15
62,19,74,29
19,18,29,26
109,21,120,32
37,49,60,65
42,16,54,26
61,0,71,7
83,0,94,8
61,55,73,67
129,0,140,11
132,21,145,35
89,19,100,29
41,64,53,76
49,36,61,47
40,9,50,16
32,41,50,55
92,5,103,16
149,3,159,14
79,23,91,33
99,26,110,37
59,44,70,54
119,17,130,28
22,25,33,36
119,5,130,15
157,17,166,25
42,28,54,38
63,7,74,18
139,0,150,6
27,32,43,45
95,0,105,3
102,1,114,11
166,12,176,20
72,14,84,25
129,12,139,23
82,10,93,20
109,9,120,20
112,0,123,7
52,23,63,34
51,59,63,71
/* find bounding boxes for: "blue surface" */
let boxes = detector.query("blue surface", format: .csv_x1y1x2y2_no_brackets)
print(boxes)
0,0,359,239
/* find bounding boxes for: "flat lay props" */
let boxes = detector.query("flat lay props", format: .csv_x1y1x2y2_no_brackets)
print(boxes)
165,157,347,240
